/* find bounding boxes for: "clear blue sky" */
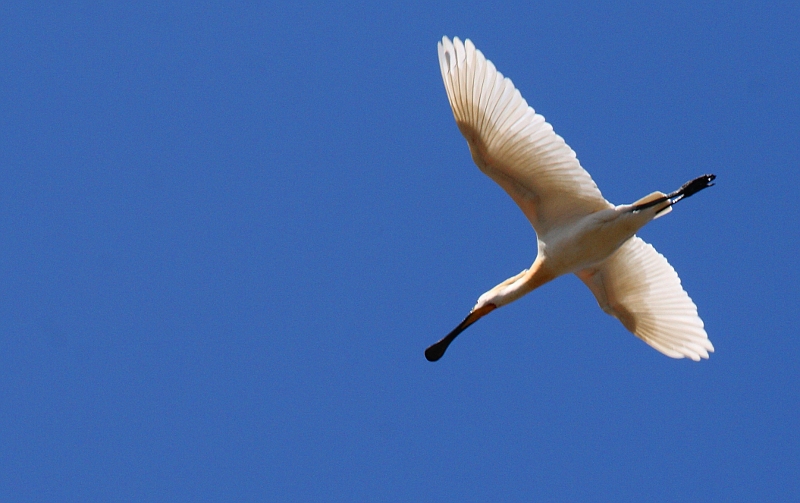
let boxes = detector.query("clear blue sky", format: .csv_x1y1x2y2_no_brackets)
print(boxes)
2,1,798,501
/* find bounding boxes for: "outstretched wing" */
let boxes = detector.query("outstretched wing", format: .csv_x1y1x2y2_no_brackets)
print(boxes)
438,36,611,236
576,236,714,360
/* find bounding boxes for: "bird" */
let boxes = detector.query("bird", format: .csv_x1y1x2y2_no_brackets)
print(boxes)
425,36,715,362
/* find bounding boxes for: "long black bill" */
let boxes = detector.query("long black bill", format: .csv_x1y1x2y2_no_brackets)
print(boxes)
425,304,496,362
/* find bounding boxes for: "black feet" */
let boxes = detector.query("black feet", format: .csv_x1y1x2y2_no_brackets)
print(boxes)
672,174,716,201
630,173,716,212
668,174,716,203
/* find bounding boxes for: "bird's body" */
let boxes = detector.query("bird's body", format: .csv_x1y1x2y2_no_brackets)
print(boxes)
426,36,715,362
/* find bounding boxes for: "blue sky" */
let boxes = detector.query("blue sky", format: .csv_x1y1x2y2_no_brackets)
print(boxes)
2,1,798,501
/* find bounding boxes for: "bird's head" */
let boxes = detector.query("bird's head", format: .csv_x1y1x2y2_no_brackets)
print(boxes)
475,269,533,309
475,288,502,310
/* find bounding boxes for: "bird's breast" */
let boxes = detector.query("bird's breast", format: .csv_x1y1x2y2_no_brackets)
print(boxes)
539,208,651,276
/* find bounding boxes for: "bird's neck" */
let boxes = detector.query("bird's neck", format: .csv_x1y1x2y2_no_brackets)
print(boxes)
492,256,555,307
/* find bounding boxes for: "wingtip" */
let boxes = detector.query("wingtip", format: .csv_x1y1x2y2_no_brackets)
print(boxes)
453,37,466,64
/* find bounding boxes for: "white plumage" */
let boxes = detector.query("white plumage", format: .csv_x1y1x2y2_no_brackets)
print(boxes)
426,36,714,362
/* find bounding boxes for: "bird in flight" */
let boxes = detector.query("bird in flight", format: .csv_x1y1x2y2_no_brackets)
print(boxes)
426,37,715,362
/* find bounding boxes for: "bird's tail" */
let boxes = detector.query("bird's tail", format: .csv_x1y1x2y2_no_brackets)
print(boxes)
632,192,672,219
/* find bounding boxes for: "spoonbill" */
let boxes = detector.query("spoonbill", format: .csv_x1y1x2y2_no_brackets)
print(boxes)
425,36,715,362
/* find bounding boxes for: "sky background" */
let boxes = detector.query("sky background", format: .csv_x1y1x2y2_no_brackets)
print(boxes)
2,1,799,501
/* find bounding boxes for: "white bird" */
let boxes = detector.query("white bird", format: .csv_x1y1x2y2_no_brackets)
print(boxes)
425,37,715,362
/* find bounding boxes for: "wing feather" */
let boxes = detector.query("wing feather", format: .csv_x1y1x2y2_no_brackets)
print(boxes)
438,36,611,236
576,236,714,360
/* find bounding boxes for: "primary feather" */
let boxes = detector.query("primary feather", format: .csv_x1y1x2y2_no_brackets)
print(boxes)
438,37,611,236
